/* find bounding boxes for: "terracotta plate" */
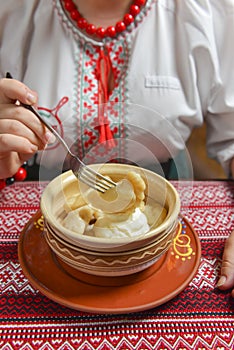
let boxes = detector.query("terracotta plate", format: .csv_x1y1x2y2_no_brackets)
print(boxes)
18,211,201,314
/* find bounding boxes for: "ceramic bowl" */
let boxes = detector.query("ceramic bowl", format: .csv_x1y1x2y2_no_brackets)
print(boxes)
44,218,178,276
40,164,180,253
40,164,180,277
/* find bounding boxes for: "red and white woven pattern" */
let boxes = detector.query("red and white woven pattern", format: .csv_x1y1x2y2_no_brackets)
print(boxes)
0,180,234,350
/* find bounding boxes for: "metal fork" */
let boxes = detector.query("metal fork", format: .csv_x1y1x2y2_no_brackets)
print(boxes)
6,73,116,193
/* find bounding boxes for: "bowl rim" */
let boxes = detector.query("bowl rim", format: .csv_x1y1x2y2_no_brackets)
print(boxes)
40,164,181,246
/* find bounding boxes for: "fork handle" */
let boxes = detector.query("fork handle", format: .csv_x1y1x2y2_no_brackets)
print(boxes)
6,72,71,155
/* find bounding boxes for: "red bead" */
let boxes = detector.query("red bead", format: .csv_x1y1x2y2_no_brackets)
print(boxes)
77,17,88,29
14,167,27,181
70,9,80,21
64,0,76,12
130,5,140,17
96,27,105,38
86,24,96,35
105,26,116,38
134,0,146,6
115,21,126,33
123,14,134,26
0,179,6,190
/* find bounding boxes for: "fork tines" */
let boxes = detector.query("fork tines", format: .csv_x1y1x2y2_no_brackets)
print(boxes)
78,166,116,193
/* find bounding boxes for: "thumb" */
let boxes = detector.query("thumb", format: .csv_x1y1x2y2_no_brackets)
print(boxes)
216,230,234,290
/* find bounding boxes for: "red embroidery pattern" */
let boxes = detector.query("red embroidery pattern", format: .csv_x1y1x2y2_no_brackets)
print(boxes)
54,0,155,164
77,40,129,164
38,97,69,150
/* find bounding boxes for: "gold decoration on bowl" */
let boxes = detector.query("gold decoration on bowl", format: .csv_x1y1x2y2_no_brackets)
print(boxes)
171,221,195,261
34,215,44,231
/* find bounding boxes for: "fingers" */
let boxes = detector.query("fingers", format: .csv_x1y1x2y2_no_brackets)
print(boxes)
216,230,234,291
0,118,41,147
0,103,52,146
0,77,37,105
0,77,52,147
0,77,56,179
0,134,38,178
0,133,38,154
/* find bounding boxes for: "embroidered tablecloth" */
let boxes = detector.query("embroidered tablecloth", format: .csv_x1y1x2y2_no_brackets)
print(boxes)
0,180,234,350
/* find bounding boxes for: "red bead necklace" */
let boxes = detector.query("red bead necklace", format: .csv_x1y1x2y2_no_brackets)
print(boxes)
62,0,146,39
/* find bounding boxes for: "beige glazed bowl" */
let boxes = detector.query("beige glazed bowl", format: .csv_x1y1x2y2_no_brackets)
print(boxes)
40,164,181,277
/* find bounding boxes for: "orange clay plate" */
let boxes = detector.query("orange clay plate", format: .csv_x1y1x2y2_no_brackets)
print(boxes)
18,211,201,314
